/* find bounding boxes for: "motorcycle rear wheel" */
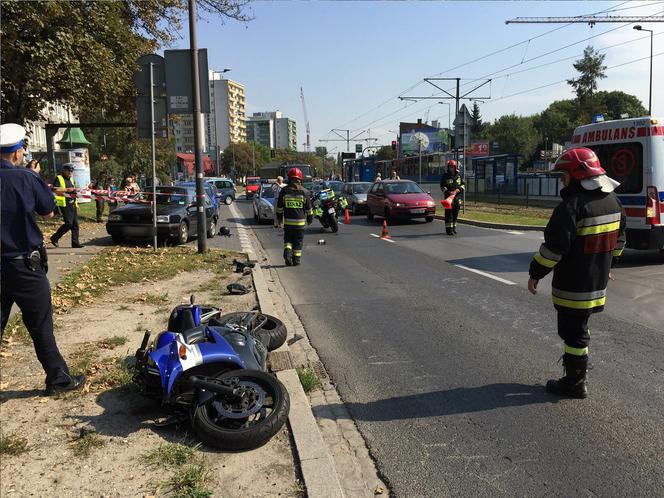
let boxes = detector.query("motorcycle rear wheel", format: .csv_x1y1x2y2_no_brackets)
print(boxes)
211,312,287,351
192,370,290,450
329,215,339,233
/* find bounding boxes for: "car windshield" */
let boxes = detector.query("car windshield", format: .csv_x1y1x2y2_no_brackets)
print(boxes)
247,178,260,185
352,183,371,194
138,188,192,205
260,186,275,198
326,182,344,194
385,182,424,194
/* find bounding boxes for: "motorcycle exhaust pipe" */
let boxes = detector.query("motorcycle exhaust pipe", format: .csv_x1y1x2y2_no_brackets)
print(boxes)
187,375,238,396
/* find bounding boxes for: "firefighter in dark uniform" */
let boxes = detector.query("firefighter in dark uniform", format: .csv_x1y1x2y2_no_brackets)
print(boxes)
0,123,85,395
440,159,465,235
275,168,313,266
50,163,84,248
528,147,625,399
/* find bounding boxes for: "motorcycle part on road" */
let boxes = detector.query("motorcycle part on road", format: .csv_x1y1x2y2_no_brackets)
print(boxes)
227,283,251,295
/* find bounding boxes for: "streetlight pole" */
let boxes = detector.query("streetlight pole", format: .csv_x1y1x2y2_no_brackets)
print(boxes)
634,25,653,115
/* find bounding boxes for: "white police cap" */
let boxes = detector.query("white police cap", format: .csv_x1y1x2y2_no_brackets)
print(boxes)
0,123,27,153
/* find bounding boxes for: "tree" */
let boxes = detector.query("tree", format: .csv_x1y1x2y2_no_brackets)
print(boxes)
534,100,584,146
374,146,396,160
1,0,251,125
566,45,606,122
596,90,647,120
482,114,539,165
315,146,328,158
470,102,484,135
219,142,267,178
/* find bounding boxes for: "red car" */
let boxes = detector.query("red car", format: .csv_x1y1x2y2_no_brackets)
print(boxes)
245,177,261,199
367,180,436,222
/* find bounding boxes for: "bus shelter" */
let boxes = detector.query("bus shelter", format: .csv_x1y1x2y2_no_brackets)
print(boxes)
469,154,520,194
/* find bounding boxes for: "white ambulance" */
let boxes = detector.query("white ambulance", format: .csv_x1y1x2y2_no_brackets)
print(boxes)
571,117,664,251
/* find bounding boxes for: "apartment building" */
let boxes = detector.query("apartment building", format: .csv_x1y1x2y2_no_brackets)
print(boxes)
246,111,296,150
207,74,246,157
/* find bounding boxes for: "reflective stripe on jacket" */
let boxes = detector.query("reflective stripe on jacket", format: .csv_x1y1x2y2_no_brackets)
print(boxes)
529,182,626,313
276,185,312,230
54,175,77,207
440,172,465,199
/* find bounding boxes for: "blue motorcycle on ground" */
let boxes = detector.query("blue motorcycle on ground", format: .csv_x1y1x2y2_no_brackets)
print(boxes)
133,297,290,450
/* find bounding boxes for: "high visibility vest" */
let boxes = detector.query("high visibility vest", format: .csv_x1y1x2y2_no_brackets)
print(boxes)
55,175,77,207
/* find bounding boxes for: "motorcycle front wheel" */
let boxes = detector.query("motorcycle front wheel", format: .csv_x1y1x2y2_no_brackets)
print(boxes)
329,214,339,233
192,370,290,450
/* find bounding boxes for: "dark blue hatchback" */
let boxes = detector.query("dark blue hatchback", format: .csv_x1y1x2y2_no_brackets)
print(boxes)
177,182,220,215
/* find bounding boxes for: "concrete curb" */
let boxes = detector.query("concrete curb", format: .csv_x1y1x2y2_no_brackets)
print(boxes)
252,263,345,498
434,214,544,231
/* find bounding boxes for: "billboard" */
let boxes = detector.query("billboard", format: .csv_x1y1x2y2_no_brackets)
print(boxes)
400,128,449,155
466,141,490,157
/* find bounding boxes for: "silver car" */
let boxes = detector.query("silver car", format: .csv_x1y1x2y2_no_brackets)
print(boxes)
343,182,372,214
253,183,277,224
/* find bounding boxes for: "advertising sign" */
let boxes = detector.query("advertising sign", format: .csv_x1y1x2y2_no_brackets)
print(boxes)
67,148,91,203
400,128,449,155
466,141,490,157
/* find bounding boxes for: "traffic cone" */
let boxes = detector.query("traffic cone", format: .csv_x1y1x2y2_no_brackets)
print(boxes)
344,208,351,224
440,191,457,210
380,219,391,239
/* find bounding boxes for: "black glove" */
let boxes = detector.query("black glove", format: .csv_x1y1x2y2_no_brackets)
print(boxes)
306,215,313,225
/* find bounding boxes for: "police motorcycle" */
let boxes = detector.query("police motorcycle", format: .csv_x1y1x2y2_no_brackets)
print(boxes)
133,296,290,450
311,187,347,233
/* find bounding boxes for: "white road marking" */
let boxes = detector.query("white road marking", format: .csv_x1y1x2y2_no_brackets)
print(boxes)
369,233,395,243
454,264,517,286
506,230,525,235
229,202,254,255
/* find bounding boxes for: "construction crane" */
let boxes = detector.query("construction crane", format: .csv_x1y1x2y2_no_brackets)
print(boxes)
300,87,311,152
506,16,664,26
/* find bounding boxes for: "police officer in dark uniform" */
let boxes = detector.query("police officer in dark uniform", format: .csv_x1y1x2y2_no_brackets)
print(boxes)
50,163,84,248
0,123,85,395
440,159,465,235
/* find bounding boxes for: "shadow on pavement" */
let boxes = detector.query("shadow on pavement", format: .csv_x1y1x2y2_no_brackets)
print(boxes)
314,383,558,422
0,388,44,402
447,252,534,273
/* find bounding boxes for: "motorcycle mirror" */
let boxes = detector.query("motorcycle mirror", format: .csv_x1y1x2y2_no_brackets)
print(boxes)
190,294,195,305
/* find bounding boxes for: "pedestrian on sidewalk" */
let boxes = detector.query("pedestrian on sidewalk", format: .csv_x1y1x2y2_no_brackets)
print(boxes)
50,164,84,248
390,170,400,180
375,172,382,182
89,171,108,222
440,159,464,235
0,123,86,396
272,176,285,228
528,147,625,399
276,168,313,266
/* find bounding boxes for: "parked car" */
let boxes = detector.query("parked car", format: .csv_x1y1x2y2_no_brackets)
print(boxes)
206,177,236,205
367,180,436,222
253,183,276,224
177,181,220,216
106,186,218,245
245,177,261,199
343,182,372,214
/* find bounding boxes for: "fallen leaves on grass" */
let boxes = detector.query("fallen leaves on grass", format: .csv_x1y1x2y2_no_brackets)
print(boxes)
0,433,28,456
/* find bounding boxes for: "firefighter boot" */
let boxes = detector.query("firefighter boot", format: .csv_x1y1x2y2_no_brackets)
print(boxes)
546,354,588,399
283,247,293,266
293,251,301,266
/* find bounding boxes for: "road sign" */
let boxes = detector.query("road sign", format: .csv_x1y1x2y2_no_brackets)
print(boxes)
164,49,210,114
355,143,362,153
134,54,168,139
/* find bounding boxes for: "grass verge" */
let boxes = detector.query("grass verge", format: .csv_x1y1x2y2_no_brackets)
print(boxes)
2,314,30,344
0,433,29,456
297,366,322,393
436,201,551,227
142,443,212,498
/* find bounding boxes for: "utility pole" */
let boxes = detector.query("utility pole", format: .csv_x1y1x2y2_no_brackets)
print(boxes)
149,62,158,252
188,0,206,253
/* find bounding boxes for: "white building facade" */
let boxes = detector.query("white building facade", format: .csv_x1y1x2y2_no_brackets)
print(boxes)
207,74,246,161
246,111,296,150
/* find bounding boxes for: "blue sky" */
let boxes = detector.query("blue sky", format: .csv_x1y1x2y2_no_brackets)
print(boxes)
169,1,663,151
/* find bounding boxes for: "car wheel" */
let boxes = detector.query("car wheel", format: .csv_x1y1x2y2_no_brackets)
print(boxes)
176,221,189,245
224,195,233,205
207,217,217,238
351,203,356,215
425,216,434,223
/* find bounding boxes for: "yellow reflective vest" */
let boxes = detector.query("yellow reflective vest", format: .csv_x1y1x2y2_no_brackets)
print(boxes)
54,175,77,207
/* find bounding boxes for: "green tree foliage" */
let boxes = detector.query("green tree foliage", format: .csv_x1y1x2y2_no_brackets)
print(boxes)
470,102,485,136
315,146,328,158
374,146,396,160
275,149,322,172
595,90,647,120
482,114,539,165
219,142,267,177
566,46,607,122
534,100,583,146
1,0,251,125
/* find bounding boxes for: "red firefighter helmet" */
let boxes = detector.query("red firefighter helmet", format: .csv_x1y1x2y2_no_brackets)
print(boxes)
447,159,458,170
553,147,605,180
288,167,303,180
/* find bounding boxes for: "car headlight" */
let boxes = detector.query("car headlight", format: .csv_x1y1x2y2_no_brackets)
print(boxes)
108,214,122,221
157,215,170,223
394,202,403,207
427,200,435,207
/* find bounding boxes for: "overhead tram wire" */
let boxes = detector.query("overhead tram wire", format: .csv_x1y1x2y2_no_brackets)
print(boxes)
332,1,635,131
349,11,663,135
